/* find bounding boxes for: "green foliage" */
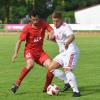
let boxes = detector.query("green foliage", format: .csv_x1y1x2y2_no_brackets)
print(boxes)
10,6,29,23
76,0,100,9
0,0,100,23
0,0,33,23
34,0,57,20
63,0,78,11
47,15,52,24
62,11,75,22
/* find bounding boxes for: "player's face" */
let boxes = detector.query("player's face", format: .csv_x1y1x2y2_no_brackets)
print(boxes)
30,16,39,26
52,17,62,28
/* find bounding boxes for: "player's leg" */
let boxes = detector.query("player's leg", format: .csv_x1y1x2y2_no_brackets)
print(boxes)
43,53,71,92
48,60,69,84
11,59,35,93
64,53,80,97
17,59,34,86
64,69,80,97
38,53,54,92
43,59,60,92
11,51,35,94
52,69,67,84
50,53,71,92
52,69,71,92
39,52,67,92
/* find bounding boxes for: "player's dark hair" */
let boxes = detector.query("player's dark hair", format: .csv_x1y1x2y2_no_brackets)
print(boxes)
29,10,39,18
52,11,62,19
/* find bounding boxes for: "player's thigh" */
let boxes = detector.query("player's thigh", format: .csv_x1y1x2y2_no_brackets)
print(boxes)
63,52,79,70
46,53,64,70
26,58,35,69
72,52,79,68
48,60,61,70
39,52,51,67
24,50,35,69
53,53,64,67
24,50,34,60
43,58,51,69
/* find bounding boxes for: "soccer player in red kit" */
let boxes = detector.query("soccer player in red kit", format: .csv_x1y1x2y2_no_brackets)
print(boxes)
11,10,54,93
11,10,67,94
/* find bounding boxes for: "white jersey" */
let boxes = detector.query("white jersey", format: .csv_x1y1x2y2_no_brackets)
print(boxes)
53,22,79,68
54,22,78,53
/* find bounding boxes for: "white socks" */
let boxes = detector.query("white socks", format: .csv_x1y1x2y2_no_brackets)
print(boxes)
65,71,79,93
52,69,67,84
52,69,79,93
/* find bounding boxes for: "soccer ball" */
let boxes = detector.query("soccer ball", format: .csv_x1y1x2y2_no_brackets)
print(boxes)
47,84,60,96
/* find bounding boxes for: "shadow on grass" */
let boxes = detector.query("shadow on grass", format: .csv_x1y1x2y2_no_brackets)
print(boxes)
9,84,100,97
79,84,100,96
58,84,100,97
16,91,35,95
15,89,43,95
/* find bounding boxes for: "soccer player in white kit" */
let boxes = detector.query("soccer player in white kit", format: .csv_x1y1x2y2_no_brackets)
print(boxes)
48,11,81,97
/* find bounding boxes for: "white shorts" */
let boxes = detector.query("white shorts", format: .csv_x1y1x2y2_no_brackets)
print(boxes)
53,49,79,70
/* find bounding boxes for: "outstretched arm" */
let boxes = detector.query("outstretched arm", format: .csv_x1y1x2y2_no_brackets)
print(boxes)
64,34,75,49
46,30,56,42
12,39,22,63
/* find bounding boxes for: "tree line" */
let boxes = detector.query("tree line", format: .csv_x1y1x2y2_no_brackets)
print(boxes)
0,0,100,24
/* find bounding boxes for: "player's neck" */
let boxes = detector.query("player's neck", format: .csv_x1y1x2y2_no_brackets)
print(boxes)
32,23,39,29
56,20,63,28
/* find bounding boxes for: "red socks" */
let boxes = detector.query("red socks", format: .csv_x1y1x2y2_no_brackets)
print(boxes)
43,70,54,91
16,67,30,86
15,67,54,91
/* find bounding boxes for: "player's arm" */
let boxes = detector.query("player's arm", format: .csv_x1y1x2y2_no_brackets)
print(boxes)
64,34,75,49
12,39,22,63
12,25,28,63
44,21,55,41
64,24,75,49
47,30,56,42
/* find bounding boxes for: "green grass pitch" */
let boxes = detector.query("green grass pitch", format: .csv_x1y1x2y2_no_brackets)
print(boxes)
0,34,100,100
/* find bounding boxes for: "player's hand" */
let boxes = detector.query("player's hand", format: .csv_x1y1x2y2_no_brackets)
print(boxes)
12,53,17,63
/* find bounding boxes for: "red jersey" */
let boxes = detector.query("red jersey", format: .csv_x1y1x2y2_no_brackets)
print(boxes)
19,20,53,53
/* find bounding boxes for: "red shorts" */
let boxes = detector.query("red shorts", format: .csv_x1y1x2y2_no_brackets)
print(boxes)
24,49,49,65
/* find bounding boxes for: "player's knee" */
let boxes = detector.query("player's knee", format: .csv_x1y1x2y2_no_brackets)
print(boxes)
43,59,51,68
64,67,72,73
26,59,34,69
26,62,34,69
26,65,33,69
47,62,55,70
48,62,60,70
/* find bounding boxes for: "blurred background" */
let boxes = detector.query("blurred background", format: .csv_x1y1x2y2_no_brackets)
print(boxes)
0,0,100,33
0,0,100,24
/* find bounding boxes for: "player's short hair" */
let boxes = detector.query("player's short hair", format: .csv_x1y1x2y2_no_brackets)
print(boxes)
29,10,39,18
52,11,62,19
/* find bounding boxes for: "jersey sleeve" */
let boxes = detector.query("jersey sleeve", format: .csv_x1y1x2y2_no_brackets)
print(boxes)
19,25,28,41
63,24,73,36
43,21,53,32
